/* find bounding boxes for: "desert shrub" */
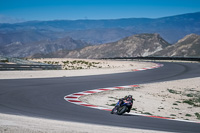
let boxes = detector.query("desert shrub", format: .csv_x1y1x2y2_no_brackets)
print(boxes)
185,114,192,117
143,112,152,115
132,108,137,111
167,89,181,94
195,113,200,120
183,99,195,105
109,103,116,106
0,59,9,63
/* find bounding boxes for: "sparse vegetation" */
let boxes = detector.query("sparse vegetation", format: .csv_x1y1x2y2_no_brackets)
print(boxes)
183,97,200,107
108,96,118,100
174,108,180,110
37,59,104,70
132,108,137,111
167,89,181,94
166,88,200,108
195,113,200,120
185,114,192,117
0,59,9,63
143,112,152,115
183,99,195,106
108,103,116,106
173,103,178,106
186,93,194,97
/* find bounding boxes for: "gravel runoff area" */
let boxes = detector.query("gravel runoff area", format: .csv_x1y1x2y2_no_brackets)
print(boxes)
0,58,199,133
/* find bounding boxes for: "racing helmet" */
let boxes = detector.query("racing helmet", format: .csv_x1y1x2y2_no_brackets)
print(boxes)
128,95,132,98
126,95,132,100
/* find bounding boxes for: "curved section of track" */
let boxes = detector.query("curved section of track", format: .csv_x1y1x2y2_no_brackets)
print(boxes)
64,84,200,124
0,62,200,133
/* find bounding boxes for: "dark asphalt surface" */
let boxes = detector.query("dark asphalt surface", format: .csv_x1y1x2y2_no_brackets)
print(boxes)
0,62,200,133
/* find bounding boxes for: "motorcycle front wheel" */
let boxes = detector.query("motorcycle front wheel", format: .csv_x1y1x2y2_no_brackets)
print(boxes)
117,106,127,115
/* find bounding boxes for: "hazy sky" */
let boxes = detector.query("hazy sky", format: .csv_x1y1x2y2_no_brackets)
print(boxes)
0,0,200,23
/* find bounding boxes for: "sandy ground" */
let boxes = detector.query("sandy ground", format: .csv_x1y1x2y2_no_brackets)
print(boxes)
0,59,155,79
0,113,173,133
80,77,200,122
0,59,199,132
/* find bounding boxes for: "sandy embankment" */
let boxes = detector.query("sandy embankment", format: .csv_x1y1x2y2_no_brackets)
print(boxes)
80,77,200,122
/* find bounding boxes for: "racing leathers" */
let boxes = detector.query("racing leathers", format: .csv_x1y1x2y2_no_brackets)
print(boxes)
117,96,133,113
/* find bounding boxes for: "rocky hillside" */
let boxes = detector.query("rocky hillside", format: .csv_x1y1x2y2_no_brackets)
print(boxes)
0,36,89,57
153,34,200,57
31,33,200,58
32,33,169,58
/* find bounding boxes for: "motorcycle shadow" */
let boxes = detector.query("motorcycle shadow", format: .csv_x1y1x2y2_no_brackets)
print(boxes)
122,114,135,116
114,113,137,117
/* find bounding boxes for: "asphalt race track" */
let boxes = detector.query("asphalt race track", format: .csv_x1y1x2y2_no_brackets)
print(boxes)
0,62,200,132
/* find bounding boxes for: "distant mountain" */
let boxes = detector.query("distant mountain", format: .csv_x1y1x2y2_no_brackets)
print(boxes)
30,50,70,58
31,33,200,58
1,36,89,57
31,33,170,58
65,28,135,44
153,34,200,57
1,12,200,57
0,30,57,46
0,12,200,45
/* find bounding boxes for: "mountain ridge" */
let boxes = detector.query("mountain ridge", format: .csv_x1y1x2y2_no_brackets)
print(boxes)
30,33,200,58
0,36,89,57
31,33,170,58
153,34,200,57
0,12,200,44
0,12,200,57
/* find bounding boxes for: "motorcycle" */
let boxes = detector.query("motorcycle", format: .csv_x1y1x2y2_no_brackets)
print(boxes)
111,99,132,115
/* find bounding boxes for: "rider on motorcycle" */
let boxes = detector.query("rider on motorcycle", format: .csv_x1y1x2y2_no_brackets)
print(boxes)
114,95,133,113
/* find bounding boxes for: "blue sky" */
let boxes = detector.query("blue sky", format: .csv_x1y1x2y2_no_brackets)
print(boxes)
0,0,200,23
